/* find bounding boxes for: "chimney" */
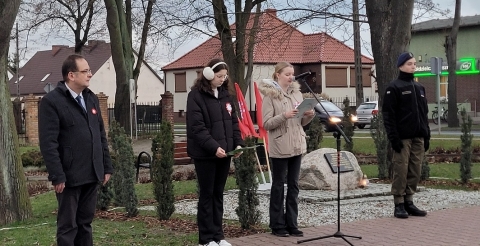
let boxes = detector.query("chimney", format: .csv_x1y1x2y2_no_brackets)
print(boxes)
52,45,68,56
265,8,277,17
88,40,106,47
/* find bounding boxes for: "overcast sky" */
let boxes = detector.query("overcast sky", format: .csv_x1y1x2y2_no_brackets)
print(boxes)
9,0,480,71
160,0,480,68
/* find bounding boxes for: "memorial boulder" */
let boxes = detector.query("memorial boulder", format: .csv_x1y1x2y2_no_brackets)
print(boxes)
299,148,364,190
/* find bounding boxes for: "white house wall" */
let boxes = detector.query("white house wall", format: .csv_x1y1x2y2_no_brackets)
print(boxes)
168,64,378,113
167,64,275,113
89,56,164,105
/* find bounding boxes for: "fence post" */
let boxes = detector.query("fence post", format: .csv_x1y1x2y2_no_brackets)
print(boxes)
24,94,40,145
12,98,22,133
161,91,174,126
97,92,109,136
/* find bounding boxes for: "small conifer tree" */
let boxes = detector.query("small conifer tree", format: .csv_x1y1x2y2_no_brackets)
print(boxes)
370,113,390,179
97,178,114,210
459,108,473,184
109,121,138,217
420,155,430,181
151,120,175,220
305,116,323,153
234,136,261,229
342,97,354,152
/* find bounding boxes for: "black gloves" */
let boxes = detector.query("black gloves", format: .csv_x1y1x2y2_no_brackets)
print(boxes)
391,140,403,153
424,138,430,152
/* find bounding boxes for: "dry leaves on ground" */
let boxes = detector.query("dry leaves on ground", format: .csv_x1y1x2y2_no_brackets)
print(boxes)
95,209,268,238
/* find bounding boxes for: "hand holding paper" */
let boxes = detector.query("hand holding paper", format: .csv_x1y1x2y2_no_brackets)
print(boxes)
294,98,317,118
284,109,299,118
226,145,258,156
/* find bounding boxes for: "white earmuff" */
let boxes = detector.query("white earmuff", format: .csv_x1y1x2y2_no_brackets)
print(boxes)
202,62,227,80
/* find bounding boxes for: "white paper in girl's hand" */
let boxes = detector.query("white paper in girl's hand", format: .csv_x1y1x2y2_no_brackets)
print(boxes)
294,98,317,118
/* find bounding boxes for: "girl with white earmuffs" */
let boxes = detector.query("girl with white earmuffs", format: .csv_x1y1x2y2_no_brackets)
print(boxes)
186,58,244,246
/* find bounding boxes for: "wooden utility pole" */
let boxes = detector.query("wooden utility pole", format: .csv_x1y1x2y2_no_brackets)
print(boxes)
353,0,364,108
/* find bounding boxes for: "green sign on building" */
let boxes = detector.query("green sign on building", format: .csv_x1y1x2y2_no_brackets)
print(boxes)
414,57,480,77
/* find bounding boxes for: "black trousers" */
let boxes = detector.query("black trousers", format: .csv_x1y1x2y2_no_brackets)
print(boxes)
194,157,231,244
269,155,302,230
56,182,99,246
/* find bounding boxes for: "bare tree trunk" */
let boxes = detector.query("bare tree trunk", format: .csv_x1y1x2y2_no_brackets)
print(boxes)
74,0,96,53
104,0,134,130
132,0,154,85
0,0,32,226
212,0,266,95
365,0,415,106
366,0,414,180
212,0,236,95
353,0,364,107
245,4,262,93
445,0,462,127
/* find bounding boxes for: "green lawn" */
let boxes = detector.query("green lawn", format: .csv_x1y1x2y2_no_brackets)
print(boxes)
6,132,479,244
320,132,480,155
0,177,240,246
19,146,39,155
361,162,480,181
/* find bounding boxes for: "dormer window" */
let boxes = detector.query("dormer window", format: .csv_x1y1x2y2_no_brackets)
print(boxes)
14,76,24,84
41,73,51,82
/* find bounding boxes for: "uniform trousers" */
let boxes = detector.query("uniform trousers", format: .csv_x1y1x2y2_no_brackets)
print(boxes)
391,137,425,204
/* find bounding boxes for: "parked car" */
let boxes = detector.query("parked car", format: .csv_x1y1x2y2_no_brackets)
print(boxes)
355,101,378,129
307,100,356,132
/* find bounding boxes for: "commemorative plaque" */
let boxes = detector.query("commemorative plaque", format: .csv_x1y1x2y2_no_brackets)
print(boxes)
324,152,354,173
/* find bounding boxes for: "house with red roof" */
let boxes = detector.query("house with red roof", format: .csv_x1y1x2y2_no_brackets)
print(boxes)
161,9,375,120
8,40,164,104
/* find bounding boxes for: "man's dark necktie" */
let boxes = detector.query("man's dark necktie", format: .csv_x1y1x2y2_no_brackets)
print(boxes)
75,95,86,112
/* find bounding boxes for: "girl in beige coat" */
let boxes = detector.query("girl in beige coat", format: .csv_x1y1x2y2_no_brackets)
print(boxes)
258,62,314,237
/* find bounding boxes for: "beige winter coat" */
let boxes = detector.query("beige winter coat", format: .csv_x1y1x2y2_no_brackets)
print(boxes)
258,79,314,158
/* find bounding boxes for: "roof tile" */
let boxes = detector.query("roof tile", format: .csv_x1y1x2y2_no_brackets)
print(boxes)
162,10,374,70
8,40,111,96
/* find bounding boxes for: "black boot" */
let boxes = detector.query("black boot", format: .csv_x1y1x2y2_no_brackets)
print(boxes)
394,203,409,218
405,201,427,216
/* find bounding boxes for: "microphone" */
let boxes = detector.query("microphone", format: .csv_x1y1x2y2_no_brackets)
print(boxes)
293,71,311,81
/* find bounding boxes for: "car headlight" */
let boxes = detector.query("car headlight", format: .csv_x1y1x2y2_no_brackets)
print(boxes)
329,116,341,123
351,115,358,122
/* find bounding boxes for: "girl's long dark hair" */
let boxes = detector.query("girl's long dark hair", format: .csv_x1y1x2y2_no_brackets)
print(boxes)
192,58,229,93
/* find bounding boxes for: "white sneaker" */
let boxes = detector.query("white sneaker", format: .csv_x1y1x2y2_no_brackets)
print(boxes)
199,242,219,246
217,240,232,246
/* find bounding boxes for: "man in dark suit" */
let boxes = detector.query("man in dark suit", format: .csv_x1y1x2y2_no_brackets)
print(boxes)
39,54,113,246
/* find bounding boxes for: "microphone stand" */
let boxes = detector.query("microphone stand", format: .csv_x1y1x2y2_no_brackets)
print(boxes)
297,77,362,246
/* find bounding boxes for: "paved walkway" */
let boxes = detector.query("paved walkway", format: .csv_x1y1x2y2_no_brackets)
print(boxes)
226,205,480,246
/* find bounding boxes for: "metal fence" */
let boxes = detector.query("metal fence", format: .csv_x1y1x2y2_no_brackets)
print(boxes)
329,96,379,108
12,99,28,146
108,101,163,135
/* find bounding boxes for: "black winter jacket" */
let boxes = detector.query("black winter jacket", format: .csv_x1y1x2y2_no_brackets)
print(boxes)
382,71,430,143
186,87,244,159
39,81,113,187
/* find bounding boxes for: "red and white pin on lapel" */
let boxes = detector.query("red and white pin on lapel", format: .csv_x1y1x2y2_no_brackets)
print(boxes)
91,108,97,115
226,103,232,116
